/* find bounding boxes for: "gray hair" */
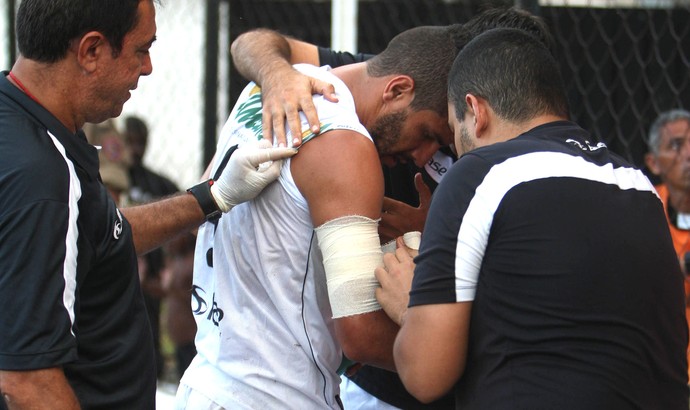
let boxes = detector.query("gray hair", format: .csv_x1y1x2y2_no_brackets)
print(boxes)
648,109,690,154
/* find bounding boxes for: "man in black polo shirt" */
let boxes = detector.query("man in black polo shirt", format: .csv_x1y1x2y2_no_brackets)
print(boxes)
377,28,688,409
0,1,295,408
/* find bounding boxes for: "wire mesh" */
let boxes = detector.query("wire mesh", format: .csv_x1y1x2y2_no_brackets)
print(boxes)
542,2,690,169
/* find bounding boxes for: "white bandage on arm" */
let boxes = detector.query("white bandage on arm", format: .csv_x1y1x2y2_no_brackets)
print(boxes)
315,215,384,318
381,231,422,254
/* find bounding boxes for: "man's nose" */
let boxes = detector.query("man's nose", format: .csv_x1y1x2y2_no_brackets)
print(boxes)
411,140,441,168
141,54,153,77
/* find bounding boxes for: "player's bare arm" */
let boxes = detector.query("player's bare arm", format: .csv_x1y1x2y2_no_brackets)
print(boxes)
291,129,399,371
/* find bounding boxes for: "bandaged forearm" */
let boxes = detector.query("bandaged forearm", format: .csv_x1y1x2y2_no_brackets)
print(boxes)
315,216,384,318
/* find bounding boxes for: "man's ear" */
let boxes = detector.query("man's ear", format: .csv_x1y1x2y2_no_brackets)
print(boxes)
464,94,488,138
644,152,661,176
75,31,108,73
382,75,415,108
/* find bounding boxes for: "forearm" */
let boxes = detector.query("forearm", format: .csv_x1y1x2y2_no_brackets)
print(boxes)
394,317,436,395
0,368,80,409
336,310,399,371
231,29,294,85
394,303,470,403
122,193,204,256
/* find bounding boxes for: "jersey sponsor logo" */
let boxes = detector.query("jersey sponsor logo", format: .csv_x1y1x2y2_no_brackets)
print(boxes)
234,85,263,138
425,151,454,183
191,285,224,326
113,209,123,240
566,138,607,152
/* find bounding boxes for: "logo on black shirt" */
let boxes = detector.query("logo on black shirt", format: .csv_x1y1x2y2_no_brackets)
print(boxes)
566,139,606,152
113,209,123,240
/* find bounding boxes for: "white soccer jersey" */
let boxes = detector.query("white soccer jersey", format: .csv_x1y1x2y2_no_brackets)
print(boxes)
180,64,371,409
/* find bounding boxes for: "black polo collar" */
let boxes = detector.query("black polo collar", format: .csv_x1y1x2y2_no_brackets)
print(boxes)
0,70,99,179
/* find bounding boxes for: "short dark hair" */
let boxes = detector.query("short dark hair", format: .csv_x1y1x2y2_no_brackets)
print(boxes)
124,116,149,140
448,28,569,123
461,7,557,58
16,0,147,63
364,8,557,118
366,24,464,116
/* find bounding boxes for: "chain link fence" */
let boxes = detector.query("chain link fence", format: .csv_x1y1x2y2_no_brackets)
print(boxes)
118,2,208,190
542,2,690,173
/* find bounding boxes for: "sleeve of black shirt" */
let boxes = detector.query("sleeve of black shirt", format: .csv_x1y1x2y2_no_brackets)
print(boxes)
317,46,374,67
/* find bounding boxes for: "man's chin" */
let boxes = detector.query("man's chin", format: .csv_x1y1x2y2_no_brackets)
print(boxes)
379,156,398,168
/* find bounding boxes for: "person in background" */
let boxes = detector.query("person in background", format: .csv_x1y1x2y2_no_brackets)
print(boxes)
229,7,555,409
125,115,179,203
375,27,688,409
644,108,690,383
84,119,133,205
0,1,296,408
124,115,180,379
161,232,198,381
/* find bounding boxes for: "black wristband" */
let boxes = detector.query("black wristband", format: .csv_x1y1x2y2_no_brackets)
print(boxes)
187,179,221,222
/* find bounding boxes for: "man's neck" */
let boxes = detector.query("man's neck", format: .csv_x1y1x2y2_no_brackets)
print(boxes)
481,114,567,147
666,185,690,214
10,57,81,132
330,63,382,129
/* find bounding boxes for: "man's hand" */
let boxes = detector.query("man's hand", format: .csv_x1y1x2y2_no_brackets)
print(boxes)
375,237,417,326
261,66,337,148
210,139,297,211
379,173,431,242
0,368,80,409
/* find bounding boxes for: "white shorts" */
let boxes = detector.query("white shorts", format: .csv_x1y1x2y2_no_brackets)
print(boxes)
339,377,402,410
174,383,224,410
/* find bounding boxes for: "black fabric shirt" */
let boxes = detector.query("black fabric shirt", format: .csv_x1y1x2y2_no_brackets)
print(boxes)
413,121,688,409
0,72,156,409
318,47,455,409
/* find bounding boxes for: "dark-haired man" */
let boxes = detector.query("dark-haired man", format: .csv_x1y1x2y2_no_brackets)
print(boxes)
377,27,689,409
0,1,295,408
176,24,461,409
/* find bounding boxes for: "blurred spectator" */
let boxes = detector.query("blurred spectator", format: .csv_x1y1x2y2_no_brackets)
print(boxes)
161,232,198,380
124,115,179,203
123,115,180,379
645,108,690,382
83,120,131,205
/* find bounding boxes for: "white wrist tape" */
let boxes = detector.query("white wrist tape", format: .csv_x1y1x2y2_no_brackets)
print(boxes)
381,231,422,254
315,215,384,318
403,231,422,250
